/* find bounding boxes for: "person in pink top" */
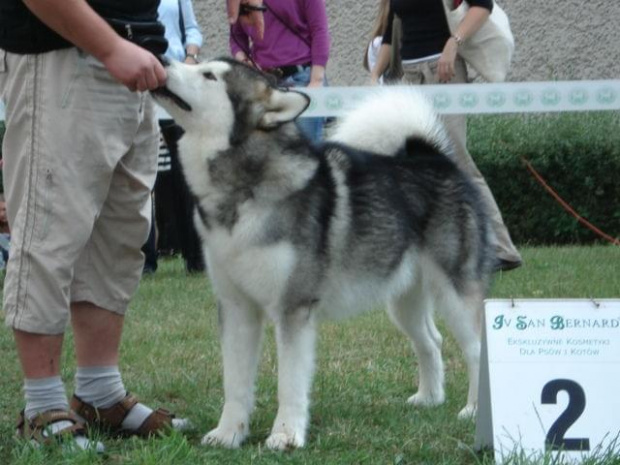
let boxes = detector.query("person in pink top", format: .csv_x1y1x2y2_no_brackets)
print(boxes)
230,0,330,144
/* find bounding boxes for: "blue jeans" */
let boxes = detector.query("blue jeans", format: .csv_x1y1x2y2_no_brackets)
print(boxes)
280,66,325,145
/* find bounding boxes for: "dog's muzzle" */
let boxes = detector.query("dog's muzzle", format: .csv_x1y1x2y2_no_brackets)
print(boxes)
151,86,192,112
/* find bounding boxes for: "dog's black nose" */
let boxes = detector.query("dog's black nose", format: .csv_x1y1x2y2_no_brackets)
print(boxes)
157,55,170,67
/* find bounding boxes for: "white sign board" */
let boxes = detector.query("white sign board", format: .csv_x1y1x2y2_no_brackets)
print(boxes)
475,299,620,463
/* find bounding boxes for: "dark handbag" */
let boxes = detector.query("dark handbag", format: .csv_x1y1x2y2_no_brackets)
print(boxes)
105,18,168,55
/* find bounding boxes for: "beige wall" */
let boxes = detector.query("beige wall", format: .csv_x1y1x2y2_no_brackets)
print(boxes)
193,0,620,86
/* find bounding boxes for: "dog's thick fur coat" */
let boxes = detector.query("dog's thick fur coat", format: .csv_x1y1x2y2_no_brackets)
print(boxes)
153,57,494,450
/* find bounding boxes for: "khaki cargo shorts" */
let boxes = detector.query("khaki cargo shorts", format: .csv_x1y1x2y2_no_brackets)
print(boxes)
0,47,158,334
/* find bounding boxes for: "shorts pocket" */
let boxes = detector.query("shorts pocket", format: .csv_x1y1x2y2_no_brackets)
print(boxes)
59,49,83,109
37,168,56,242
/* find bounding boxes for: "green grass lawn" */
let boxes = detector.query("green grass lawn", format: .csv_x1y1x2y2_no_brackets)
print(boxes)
0,245,618,464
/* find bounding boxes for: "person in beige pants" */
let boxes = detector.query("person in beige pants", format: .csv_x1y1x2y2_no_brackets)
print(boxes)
0,0,191,452
370,0,522,271
402,57,522,269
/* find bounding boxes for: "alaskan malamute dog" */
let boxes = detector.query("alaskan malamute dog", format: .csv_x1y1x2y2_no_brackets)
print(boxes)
153,57,494,450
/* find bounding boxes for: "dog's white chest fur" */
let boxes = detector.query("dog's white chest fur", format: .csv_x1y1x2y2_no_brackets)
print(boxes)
205,212,298,314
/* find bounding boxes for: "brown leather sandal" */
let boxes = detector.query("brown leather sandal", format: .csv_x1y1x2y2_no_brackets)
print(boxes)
16,409,87,446
70,393,176,437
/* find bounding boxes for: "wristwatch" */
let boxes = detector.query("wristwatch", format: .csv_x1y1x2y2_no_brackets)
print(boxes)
186,53,200,62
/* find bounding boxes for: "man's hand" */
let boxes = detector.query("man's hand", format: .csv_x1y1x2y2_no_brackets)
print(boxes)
227,0,264,40
101,39,167,92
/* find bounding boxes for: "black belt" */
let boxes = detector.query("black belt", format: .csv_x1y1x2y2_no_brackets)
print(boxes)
264,62,311,79
105,18,168,55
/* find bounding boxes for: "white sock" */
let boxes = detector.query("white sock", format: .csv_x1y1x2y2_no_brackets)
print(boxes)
24,376,103,452
24,376,69,420
74,366,153,431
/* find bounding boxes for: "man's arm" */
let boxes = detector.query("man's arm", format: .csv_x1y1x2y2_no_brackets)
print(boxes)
438,6,491,82
23,0,166,92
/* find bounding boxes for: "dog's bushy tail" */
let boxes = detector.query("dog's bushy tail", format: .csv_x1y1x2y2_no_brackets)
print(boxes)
329,87,452,158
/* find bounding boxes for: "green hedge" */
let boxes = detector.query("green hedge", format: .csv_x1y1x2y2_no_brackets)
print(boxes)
470,112,620,245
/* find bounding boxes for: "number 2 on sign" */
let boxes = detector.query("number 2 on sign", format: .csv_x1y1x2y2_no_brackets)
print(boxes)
541,379,590,451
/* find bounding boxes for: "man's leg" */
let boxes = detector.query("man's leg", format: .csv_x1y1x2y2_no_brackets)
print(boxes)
71,303,123,368
14,331,64,379
2,49,107,450
14,330,69,427
70,302,172,433
68,96,189,436
70,304,191,435
14,330,103,451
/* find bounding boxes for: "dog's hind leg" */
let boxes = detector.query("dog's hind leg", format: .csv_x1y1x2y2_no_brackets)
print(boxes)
202,293,265,449
436,282,484,420
387,282,445,407
266,307,317,450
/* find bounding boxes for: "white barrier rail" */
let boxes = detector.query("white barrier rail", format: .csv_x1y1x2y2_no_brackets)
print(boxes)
300,80,620,117
2,80,619,121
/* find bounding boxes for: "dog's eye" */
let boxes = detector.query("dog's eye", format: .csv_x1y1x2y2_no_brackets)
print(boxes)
203,72,217,81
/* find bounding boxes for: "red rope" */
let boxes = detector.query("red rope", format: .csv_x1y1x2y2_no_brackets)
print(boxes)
521,157,620,246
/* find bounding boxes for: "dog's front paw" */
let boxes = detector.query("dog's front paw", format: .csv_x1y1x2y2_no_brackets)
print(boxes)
407,391,445,407
265,431,305,450
457,403,477,420
201,426,247,449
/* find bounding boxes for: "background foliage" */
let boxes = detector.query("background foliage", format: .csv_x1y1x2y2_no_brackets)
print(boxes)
471,111,620,245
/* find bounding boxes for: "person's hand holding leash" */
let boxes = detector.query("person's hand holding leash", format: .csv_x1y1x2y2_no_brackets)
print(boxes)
227,0,265,40
234,50,254,67
102,39,167,92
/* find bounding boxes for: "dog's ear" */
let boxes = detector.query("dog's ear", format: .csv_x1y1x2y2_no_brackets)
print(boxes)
259,89,311,129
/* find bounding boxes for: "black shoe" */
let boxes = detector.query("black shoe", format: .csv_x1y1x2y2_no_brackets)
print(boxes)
142,265,157,276
185,259,206,274
494,258,522,272
157,248,177,258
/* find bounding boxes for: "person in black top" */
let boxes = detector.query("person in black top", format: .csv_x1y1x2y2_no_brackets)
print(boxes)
0,0,192,451
370,0,522,272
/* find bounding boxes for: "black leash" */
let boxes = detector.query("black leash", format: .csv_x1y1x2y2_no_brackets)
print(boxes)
231,0,312,69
